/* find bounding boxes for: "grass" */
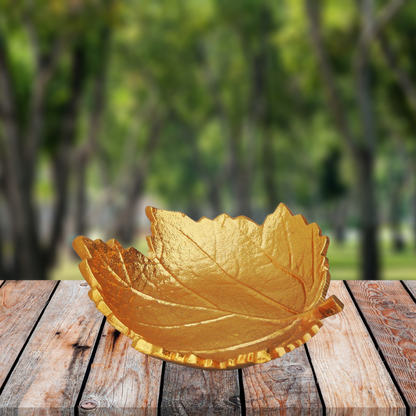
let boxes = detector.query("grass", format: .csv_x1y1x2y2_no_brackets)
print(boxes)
328,240,416,280
51,231,416,281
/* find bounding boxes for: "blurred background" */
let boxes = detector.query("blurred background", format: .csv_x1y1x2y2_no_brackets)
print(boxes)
0,0,415,281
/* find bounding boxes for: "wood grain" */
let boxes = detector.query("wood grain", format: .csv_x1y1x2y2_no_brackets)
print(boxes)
242,345,322,416
347,280,416,416
78,321,163,416
0,280,57,388
306,280,405,416
160,363,241,416
0,280,104,415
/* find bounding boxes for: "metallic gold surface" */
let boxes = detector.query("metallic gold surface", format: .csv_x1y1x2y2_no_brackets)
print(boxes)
73,203,344,370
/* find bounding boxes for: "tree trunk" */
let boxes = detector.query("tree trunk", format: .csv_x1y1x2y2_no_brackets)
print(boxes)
74,150,88,238
227,133,243,217
74,29,109,241
114,165,147,246
262,133,279,213
333,197,348,243
114,113,164,245
357,150,380,280
117,194,141,245
2,159,44,280
236,165,252,217
227,124,255,218
414,191,416,253
1,11,114,280
1,39,88,279
0,164,43,280
187,202,203,222
354,1,380,280
207,180,222,217
46,45,87,271
378,34,416,252
0,146,8,278
304,0,405,279
389,169,405,252
413,165,416,252
390,199,405,252
182,121,224,218
0,33,44,280
0,210,3,279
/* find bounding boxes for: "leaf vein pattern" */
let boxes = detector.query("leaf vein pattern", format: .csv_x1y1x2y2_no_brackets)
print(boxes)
151,249,219,309
115,245,132,286
182,319,301,354
175,227,298,315
127,287,294,322
285,221,293,269
93,246,219,311
131,314,235,329
91,242,287,322
228,218,307,302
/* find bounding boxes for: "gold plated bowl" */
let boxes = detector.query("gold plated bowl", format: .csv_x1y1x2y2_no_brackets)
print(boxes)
73,203,344,370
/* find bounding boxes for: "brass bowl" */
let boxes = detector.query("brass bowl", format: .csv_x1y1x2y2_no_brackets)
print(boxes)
73,203,343,370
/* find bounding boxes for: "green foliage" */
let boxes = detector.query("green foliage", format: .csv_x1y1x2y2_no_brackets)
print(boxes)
1,0,416,279
87,0,416,223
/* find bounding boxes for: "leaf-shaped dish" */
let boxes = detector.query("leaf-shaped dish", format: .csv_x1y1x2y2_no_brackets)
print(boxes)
73,203,344,370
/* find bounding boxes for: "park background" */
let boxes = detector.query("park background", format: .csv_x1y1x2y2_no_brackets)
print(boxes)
0,0,415,281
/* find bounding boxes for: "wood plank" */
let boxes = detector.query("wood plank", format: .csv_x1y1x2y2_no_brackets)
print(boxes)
347,280,416,416
0,280,104,414
242,345,322,416
160,363,241,416
78,321,163,416
0,281,4,287
306,280,405,416
0,280,57,388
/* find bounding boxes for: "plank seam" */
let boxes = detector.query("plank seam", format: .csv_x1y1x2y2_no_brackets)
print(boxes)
343,280,410,416
0,280,61,397
157,361,166,416
238,369,246,416
0,281,5,289
400,280,416,416
304,344,326,416
74,314,107,416
400,280,416,305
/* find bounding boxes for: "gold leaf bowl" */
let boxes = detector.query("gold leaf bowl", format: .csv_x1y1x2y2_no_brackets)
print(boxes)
73,203,344,370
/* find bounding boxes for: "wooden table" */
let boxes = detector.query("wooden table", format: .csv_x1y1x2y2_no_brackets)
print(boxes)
0,280,415,415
